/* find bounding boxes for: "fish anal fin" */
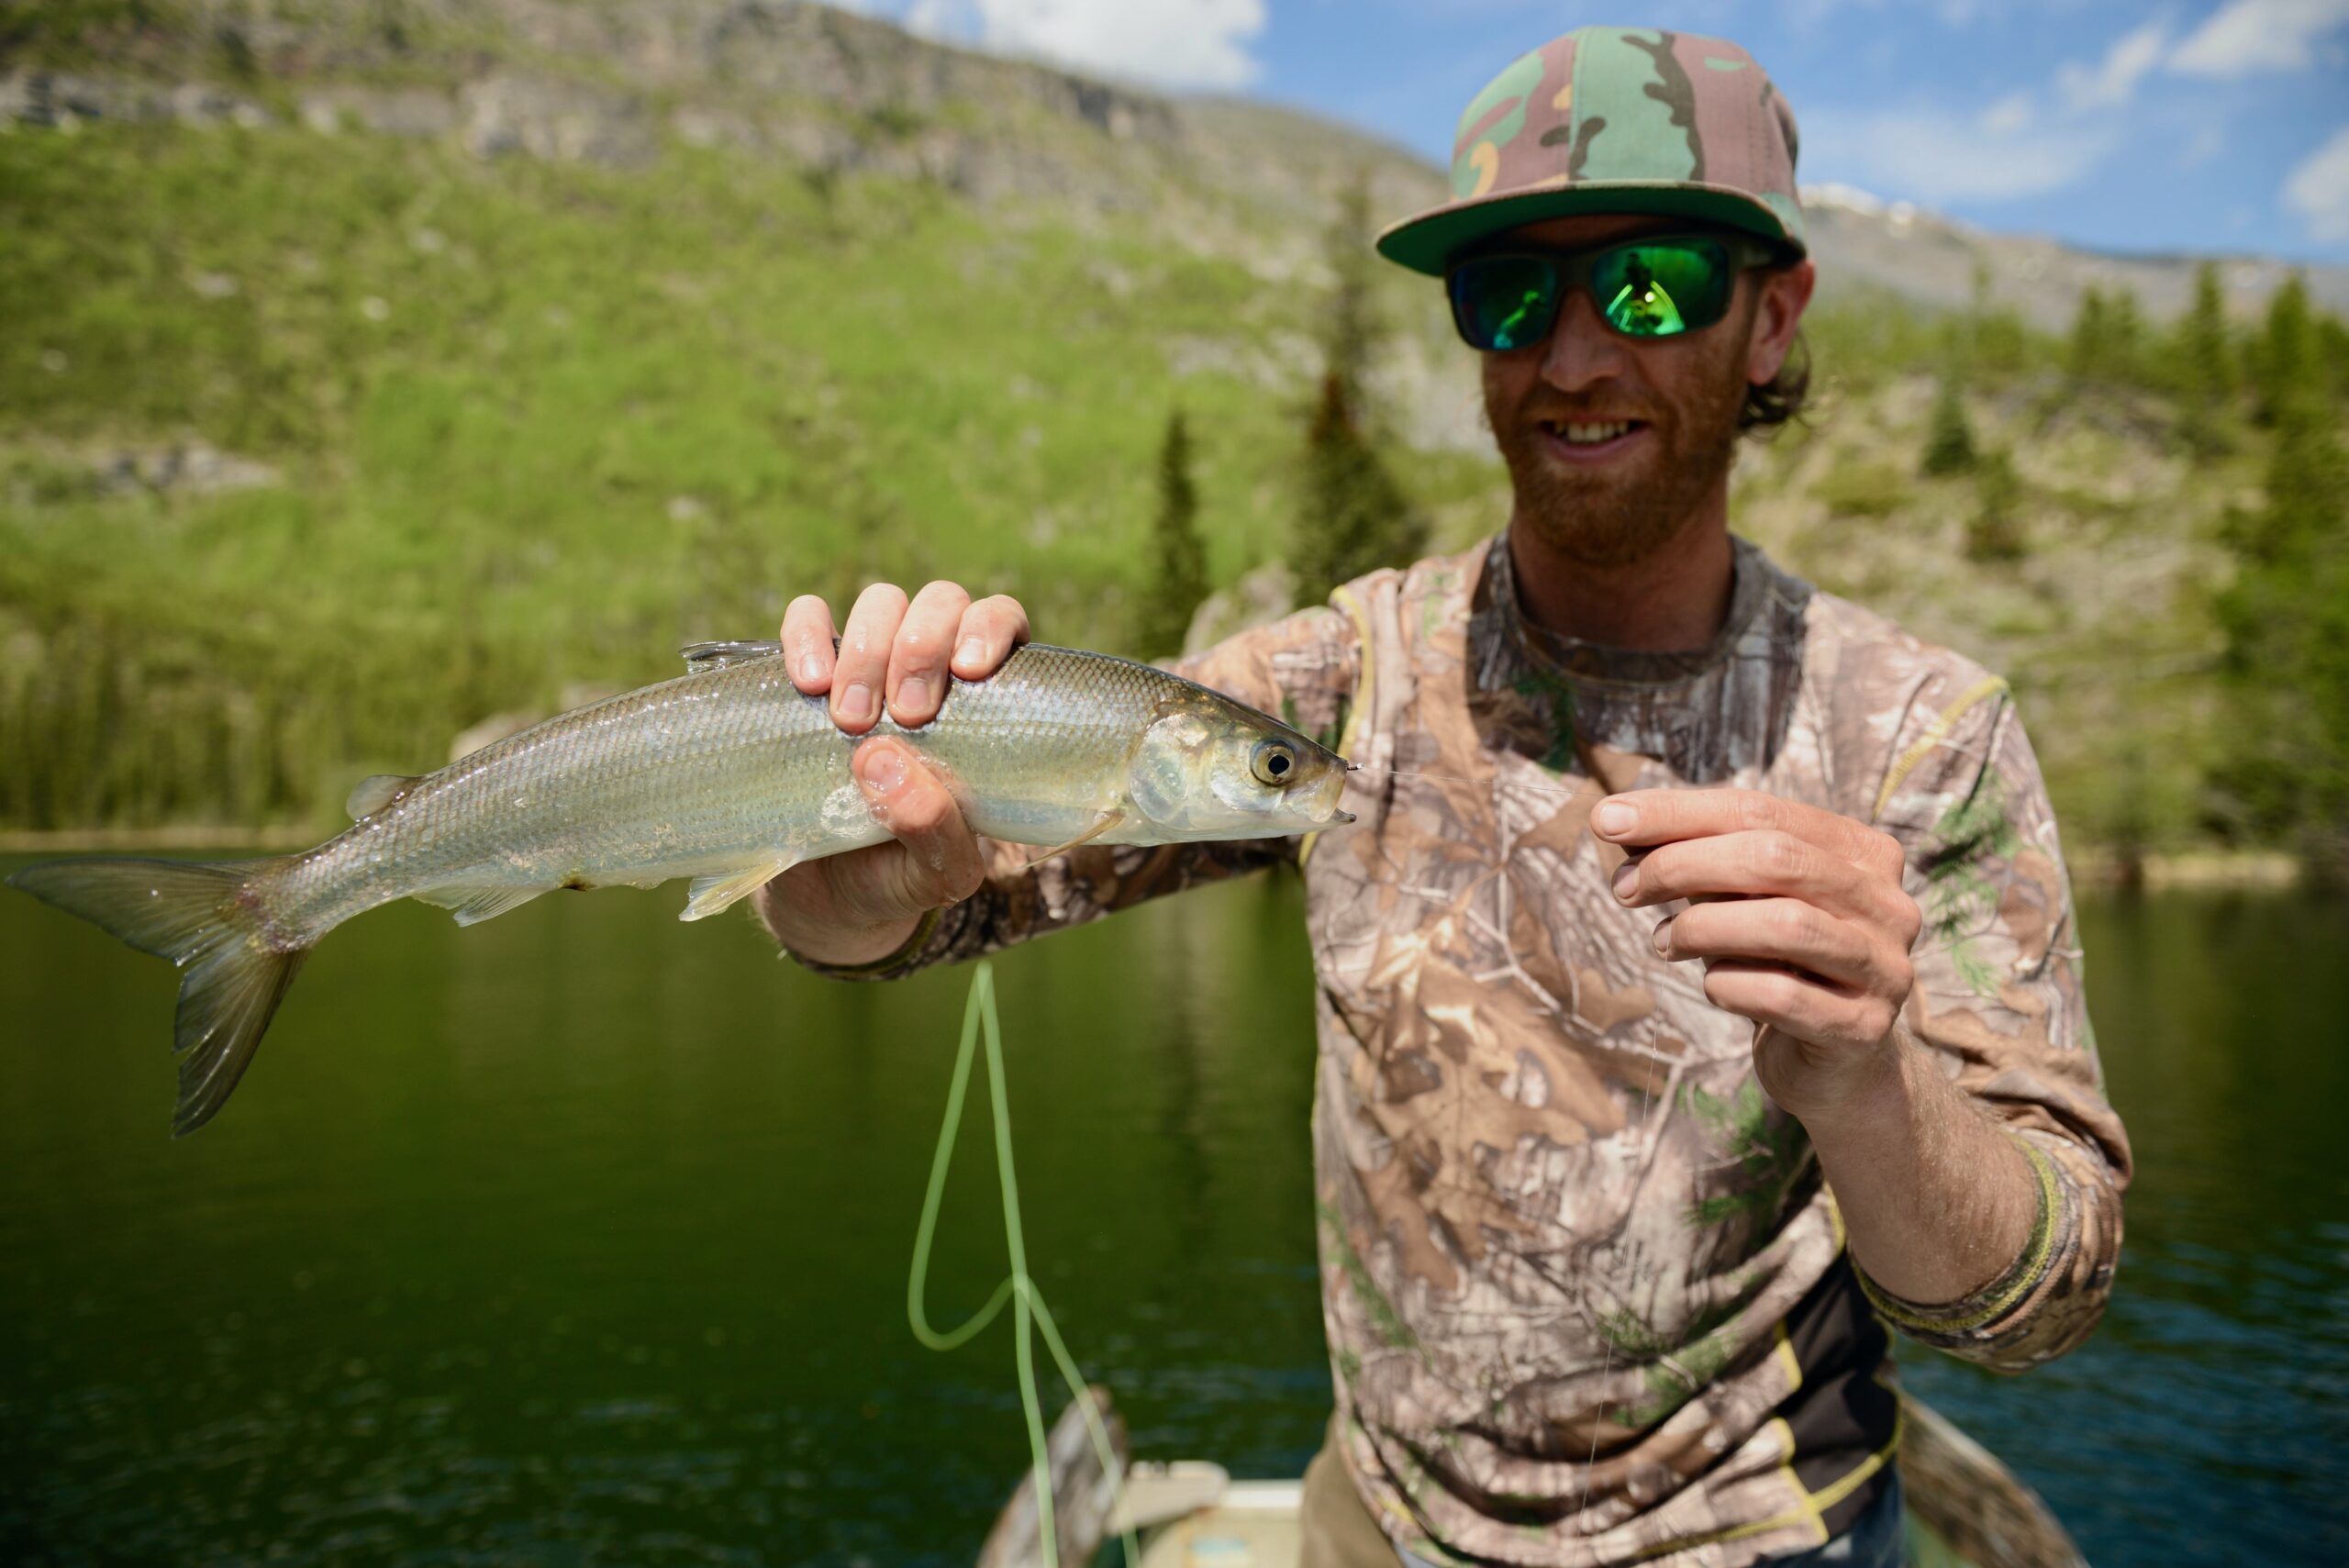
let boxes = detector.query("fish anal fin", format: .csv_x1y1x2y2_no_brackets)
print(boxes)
681,639,785,673
1025,810,1124,868
681,855,797,921
413,883,551,927
346,773,422,819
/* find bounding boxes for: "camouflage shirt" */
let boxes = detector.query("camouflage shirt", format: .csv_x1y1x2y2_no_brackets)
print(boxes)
806,534,2130,1566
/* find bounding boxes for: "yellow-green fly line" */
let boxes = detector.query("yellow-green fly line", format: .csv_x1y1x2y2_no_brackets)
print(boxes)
907,961,1140,1567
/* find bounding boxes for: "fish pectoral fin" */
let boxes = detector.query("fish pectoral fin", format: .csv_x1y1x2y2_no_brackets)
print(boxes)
1025,810,1125,868
345,773,422,819
680,855,798,922
413,883,551,927
680,639,785,673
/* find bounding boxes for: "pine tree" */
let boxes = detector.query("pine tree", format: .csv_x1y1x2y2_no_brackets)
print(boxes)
2165,261,2238,459
2177,260,2234,406
1920,373,1977,476
1965,448,2025,563
2252,273,2315,427
2066,285,2110,383
1292,175,1425,602
2105,286,2145,382
2318,313,2349,405
1137,409,1208,659
2210,394,2349,879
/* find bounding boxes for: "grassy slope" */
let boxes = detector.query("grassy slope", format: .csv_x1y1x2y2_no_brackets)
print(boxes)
0,117,1487,829
0,110,2310,862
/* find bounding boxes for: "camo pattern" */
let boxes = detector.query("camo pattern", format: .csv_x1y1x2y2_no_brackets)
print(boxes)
1384,27,1807,271
807,535,2129,1567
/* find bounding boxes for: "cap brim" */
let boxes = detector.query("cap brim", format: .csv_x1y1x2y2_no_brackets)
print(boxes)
1375,181,1805,276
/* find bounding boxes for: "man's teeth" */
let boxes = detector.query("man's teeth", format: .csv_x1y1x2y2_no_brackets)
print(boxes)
1549,420,1634,445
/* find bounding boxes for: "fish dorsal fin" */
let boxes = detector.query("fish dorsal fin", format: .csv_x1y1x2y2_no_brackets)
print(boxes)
346,773,422,819
412,882,550,927
681,639,785,673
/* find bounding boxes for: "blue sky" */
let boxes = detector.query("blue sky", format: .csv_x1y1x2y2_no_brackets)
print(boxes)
838,1,2349,262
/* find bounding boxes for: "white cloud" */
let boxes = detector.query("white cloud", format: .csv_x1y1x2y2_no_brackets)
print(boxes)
2057,18,2168,109
2181,120,2229,167
901,0,1268,91
1804,105,2121,203
2283,124,2349,239
2168,0,2349,77
1980,89,2034,135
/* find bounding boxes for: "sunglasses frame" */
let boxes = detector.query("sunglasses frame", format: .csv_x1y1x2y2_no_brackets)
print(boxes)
1444,231,1782,351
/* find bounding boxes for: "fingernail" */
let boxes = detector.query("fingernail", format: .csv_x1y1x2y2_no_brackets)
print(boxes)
838,681,874,724
797,655,825,687
897,674,931,715
1651,915,1675,955
957,638,985,668
1594,801,1634,837
1611,861,1638,902
863,746,906,792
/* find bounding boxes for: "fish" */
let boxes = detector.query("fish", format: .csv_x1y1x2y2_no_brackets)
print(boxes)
6,639,1353,1135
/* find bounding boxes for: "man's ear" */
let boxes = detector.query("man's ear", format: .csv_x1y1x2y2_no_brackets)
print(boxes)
1746,258,1816,385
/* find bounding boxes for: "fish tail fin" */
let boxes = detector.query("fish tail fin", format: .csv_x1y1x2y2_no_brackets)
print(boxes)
6,857,309,1136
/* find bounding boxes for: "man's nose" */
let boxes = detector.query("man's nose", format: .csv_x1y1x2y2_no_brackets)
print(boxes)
1537,288,1628,395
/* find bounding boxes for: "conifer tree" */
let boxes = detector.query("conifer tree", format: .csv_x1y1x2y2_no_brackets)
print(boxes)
1965,449,2025,563
1137,409,1208,659
1293,175,1425,602
1920,373,1977,476
2318,313,2349,404
2066,285,2110,383
2211,391,2349,879
2252,273,2315,427
2176,260,2234,406
2105,286,2145,382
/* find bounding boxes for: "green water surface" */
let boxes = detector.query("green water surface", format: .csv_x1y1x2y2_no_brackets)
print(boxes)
0,865,2341,1566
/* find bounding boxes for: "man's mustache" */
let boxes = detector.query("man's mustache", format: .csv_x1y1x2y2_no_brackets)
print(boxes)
1504,398,1663,427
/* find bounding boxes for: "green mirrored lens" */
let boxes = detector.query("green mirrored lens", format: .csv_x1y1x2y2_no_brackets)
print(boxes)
1453,257,1559,350
1593,240,1731,338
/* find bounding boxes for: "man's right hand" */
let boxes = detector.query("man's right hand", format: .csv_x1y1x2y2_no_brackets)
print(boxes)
752,581,1030,967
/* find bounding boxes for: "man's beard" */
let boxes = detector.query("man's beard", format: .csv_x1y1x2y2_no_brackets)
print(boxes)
1486,328,1751,569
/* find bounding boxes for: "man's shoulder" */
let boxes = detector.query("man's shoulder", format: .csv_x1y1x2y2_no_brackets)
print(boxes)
1332,539,1495,619
1791,578,2030,828
1798,578,2011,726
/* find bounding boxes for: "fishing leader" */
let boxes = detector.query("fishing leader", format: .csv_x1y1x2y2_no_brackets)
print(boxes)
751,27,2131,1568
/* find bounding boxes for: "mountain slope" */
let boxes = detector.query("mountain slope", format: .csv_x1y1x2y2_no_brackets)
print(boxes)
1,0,2338,868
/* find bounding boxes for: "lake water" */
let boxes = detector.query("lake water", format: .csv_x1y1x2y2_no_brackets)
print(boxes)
1,863,2342,1567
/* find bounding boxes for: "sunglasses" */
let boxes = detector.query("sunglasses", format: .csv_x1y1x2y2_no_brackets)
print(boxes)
1445,234,1777,350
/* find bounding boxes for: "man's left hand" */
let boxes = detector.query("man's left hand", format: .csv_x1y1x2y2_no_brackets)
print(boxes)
1591,788,1924,1121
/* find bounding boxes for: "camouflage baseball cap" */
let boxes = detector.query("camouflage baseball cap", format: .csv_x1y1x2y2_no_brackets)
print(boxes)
1376,26,1806,276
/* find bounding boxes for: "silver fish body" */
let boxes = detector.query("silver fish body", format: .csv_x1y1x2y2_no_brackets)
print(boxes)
8,642,1353,1133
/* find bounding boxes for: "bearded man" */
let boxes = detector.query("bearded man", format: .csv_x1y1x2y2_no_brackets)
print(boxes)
755,26,2130,1568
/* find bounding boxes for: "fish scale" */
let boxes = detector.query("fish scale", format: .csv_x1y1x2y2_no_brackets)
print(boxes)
7,641,1351,1134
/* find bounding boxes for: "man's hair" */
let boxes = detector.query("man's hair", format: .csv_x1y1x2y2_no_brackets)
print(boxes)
1741,328,1810,433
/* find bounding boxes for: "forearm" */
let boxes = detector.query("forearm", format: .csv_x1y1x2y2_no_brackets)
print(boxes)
1798,1024,2038,1307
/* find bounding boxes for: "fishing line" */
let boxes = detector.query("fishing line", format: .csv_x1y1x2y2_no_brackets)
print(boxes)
907,961,1140,1568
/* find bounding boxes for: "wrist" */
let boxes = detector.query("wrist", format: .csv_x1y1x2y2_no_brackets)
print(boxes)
789,906,941,977
753,883,926,969
1767,1020,1912,1134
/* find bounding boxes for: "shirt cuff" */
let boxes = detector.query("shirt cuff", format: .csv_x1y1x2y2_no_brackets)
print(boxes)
783,906,947,983
1854,1133,2064,1343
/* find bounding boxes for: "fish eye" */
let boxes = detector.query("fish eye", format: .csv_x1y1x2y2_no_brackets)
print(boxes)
1250,740,1297,787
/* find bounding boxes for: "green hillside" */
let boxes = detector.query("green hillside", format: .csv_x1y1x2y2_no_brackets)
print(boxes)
3,2,2344,878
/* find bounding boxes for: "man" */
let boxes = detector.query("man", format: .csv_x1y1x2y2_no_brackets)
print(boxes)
754,26,2129,1568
